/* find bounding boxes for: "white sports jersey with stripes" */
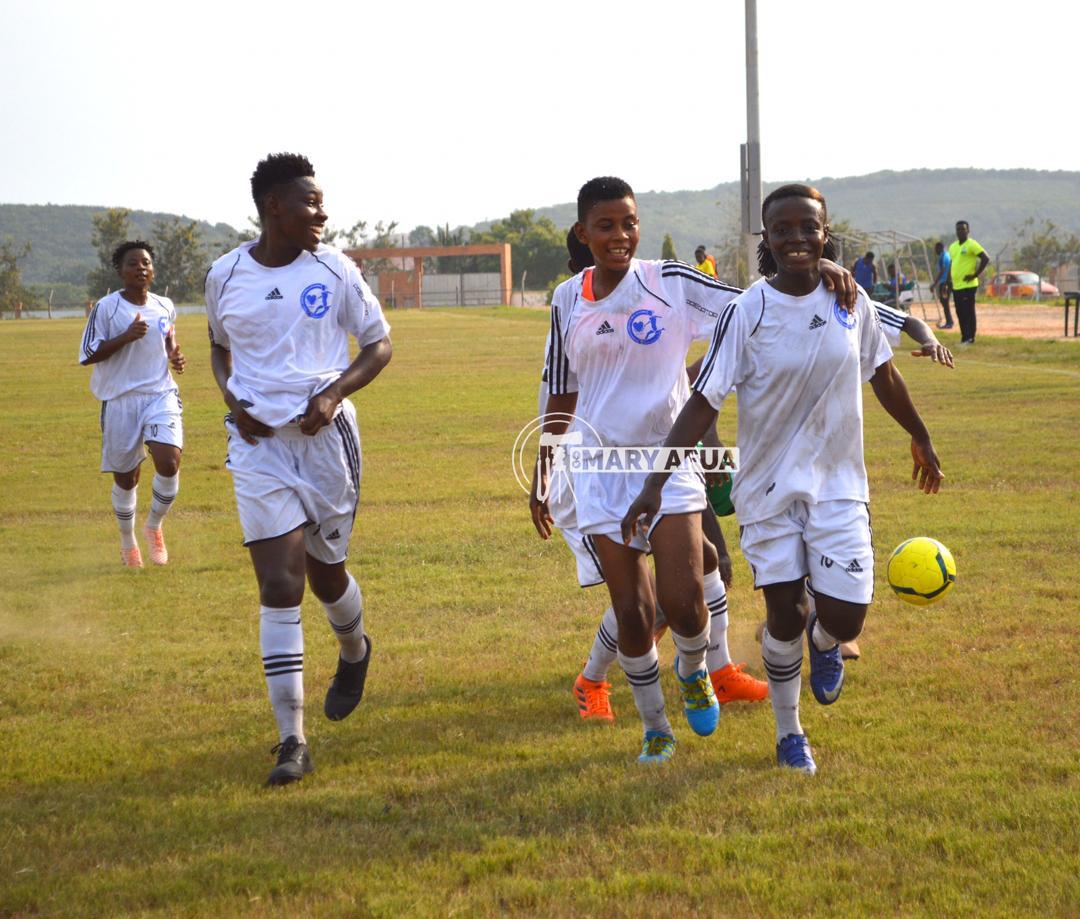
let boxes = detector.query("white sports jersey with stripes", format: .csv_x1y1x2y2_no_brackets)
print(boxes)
693,279,892,526
871,298,906,348
79,292,178,401
205,242,390,428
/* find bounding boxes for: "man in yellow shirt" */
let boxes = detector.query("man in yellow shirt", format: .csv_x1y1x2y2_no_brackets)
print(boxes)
694,245,719,279
948,221,990,345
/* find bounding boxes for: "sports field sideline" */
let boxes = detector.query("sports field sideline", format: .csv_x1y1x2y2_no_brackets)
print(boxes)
0,309,1077,915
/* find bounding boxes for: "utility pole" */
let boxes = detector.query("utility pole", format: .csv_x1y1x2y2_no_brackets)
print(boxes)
740,0,762,286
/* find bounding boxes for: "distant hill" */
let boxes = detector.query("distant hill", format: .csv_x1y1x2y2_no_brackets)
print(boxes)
524,168,1080,265
0,204,239,288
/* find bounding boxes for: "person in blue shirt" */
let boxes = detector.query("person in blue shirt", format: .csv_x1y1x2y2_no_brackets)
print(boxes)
853,251,876,291
931,241,953,329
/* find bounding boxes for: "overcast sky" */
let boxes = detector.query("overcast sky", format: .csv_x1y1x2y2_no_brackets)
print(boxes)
2,0,1075,233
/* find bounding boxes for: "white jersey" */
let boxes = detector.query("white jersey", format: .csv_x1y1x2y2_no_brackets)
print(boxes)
872,299,907,348
205,242,391,428
79,291,178,401
545,259,738,447
693,279,893,525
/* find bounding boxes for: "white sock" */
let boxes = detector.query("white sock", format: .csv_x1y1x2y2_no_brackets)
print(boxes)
146,472,179,530
618,645,672,736
703,570,732,672
321,574,367,664
671,620,710,678
260,605,304,743
111,483,137,549
762,628,804,741
582,606,618,682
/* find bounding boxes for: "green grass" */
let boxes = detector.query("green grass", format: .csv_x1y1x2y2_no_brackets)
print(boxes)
1,311,1078,917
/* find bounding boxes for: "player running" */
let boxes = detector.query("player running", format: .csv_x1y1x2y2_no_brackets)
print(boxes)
622,183,943,775
79,241,186,568
206,153,392,786
531,177,854,764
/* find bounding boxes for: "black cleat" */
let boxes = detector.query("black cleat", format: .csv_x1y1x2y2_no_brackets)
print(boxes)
324,636,372,721
266,735,314,786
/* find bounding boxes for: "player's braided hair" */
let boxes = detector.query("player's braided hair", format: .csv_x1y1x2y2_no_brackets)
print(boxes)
756,183,837,276
577,176,635,222
250,152,316,215
566,228,594,274
111,240,155,271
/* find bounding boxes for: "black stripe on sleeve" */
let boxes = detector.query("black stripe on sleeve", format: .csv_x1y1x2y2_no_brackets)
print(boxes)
693,301,738,395
660,264,742,294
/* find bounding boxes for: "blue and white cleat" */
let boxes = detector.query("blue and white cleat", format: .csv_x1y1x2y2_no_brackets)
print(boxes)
674,657,721,736
806,611,844,705
638,730,676,764
776,733,817,775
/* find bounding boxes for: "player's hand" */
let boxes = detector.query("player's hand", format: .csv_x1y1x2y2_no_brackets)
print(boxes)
717,552,734,588
529,466,553,539
911,437,943,494
964,273,976,282
299,388,340,435
231,404,273,445
911,341,954,368
125,312,149,341
819,259,857,311
620,480,663,544
168,346,186,374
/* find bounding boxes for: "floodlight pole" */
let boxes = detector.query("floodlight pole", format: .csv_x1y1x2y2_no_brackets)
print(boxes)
741,0,762,286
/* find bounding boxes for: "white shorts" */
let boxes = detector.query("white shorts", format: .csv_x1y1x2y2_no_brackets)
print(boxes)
575,465,706,554
225,399,362,564
548,470,604,588
739,499,875,604
100,389,183,473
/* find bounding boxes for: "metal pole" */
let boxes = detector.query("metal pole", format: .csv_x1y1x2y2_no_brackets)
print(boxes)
743,0,762,285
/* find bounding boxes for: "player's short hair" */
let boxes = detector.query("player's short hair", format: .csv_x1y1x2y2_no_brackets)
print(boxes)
250,153,316,216
111,240,155,271
864,251,875,260
566,229,594,274
956,219,969,229
756,183,835,276
695,245,706,254
577,176,635,222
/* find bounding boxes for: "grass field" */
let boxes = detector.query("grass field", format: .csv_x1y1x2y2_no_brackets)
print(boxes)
1,310,1078,917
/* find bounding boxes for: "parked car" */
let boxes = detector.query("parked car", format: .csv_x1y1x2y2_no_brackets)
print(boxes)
985,271,1060,299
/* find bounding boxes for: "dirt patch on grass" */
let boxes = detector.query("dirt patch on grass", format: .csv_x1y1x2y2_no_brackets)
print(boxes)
907,299,1080,341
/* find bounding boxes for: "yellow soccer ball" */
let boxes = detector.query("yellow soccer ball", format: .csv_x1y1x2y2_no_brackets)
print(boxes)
887,537,957,606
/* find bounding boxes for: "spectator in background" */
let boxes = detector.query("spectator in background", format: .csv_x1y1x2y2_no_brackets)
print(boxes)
948,221,990,345
694,245,719,279
931,241,953,329
853,251,877,291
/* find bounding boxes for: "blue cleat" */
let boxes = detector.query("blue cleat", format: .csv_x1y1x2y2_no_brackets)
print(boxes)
806,612,844,705
638,730,676,764
776,733,817,775
674,657,721,736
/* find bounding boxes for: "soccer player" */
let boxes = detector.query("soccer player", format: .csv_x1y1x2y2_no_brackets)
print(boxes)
80,241,186,568
694,245,719,279
205,153,392,786
531,177,854,764
622,184,943,775
931,240,953,330
948,221,990,344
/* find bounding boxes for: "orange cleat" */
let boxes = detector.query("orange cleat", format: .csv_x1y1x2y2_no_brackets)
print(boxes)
120,545,144,568
143,526,168,565
573,673,614,722
710,662,769,703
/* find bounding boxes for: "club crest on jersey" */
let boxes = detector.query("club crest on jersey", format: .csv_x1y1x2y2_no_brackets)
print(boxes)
627,308,664,345
301,282,332,318
833,300,856,330
157,316,171,335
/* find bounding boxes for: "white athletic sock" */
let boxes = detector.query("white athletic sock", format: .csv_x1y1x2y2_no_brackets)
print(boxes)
111,483,137,549
762,628,804,741
806,585,839,651
582,606,618,682
146,472,179,530
618,645,672,736
321,574,367,664
260,605,304,743
703,570,733,672
671,621,710,678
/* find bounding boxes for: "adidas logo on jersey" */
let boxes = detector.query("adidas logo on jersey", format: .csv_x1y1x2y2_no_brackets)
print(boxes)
809,314,826,330
265,288,284,301
845,559,863,573
596,320,615,336
325,529,341,540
